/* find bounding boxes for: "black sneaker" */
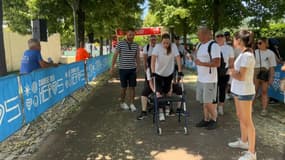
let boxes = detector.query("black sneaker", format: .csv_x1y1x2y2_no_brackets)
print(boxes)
195,119,210,128
137,111,147,120
206,120,218,130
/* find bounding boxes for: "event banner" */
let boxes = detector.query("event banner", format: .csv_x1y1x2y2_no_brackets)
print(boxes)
86,55,112,82
268,64,285,103
0,75,23,142
20,62,85,123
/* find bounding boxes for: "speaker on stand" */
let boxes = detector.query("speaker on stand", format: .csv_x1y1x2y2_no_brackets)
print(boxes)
32,19,47,42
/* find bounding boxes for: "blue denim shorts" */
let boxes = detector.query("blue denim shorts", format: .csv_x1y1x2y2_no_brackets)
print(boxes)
232,93,255,101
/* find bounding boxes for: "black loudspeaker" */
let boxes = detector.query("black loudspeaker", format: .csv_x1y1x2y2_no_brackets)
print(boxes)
32,19,47,42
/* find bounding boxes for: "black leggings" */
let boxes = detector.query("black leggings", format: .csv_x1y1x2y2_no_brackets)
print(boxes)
155,74,173,94
215,75,230,103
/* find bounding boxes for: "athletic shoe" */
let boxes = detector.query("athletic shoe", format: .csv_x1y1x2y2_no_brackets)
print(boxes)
137,111,147,120
195,119,210,128
165,107,170,116
129,104,137,112
159,112,165,121
260,109,267,116
228,138,249,149
120,103,129,110
206,120,218,130
218,106,224,116
238,151,256,160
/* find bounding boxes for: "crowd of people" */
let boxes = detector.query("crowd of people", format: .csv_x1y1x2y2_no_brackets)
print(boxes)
19,26,283,160
108,27,285,160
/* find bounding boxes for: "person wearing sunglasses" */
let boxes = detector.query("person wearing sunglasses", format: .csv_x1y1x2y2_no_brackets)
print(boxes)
214,31,234,116
254,37,277,116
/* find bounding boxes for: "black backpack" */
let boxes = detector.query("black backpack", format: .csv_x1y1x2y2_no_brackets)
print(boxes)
197,41,227,76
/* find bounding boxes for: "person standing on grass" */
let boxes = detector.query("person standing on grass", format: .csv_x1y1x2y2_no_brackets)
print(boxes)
110,28,140,112
228,30,256,160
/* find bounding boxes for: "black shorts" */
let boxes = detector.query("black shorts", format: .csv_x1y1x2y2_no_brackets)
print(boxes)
119,69,137,88
155,74,173,94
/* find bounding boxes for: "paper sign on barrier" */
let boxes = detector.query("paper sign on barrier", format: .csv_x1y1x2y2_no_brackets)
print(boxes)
0,75,23,142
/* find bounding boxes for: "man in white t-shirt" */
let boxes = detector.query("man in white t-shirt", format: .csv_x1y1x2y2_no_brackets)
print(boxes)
143,35,157,71
194,26,221,130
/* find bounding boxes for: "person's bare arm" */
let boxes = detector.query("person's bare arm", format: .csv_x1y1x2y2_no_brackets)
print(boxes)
151,55,157,74
269,67,275,85
136,48,140,72
110,50,119,74
143,54,148,71
39,60,57,68
229,57,234,68
229,67,247,81
195,57,221,67
175,56,182,72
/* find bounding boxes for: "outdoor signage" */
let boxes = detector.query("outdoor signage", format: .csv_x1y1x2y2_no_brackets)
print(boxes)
20,62,85,123
116,27,161,36
268,64,285,103
0,75,23,142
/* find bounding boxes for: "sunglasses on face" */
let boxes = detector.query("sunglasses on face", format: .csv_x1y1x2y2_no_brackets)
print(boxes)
258,42,263,45
216,35,224,38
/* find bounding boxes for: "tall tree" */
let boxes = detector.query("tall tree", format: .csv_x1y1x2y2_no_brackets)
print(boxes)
0,0,7,75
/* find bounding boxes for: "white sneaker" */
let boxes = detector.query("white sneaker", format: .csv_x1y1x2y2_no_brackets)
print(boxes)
165,107,170,116
238,151,256,160
218,106,224,115
120,103,129,110
228,138,249,149
129,104,137,112
159,112,165,121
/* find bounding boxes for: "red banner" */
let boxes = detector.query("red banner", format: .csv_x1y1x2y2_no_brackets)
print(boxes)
116,27,161,36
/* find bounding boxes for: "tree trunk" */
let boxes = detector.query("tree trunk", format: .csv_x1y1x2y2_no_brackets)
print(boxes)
70,0,79,48
0,0,7,76
99,36,103,56
77,4,85,45
212,0,220,36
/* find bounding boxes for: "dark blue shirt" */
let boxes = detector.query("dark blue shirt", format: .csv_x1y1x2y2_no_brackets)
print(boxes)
20,50,43,74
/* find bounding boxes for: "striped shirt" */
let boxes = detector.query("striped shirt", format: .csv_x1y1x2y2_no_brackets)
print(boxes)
116,40,138,69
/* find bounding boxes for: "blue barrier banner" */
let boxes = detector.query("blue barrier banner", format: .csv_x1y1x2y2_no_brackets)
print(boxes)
0,75,23,142
65,61,86,94
21,62,85,123
86,55,111,82
86,58,96,82
268,64,285,103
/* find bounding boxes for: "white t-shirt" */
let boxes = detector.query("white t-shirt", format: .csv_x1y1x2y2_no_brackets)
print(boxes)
254,49,277,69
220,44,234,68
231,51,256,95
196,40,221,83
143,44,155,57
152,43,179,77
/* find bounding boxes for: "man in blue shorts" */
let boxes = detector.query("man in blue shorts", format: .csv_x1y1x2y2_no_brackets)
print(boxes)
110,29,140,112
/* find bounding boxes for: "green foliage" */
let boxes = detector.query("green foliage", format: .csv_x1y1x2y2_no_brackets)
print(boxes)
260,23,285,38
147,0,285,34
3,0,144,46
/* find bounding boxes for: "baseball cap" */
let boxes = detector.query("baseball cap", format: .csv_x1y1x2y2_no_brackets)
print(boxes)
215,31,224,37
